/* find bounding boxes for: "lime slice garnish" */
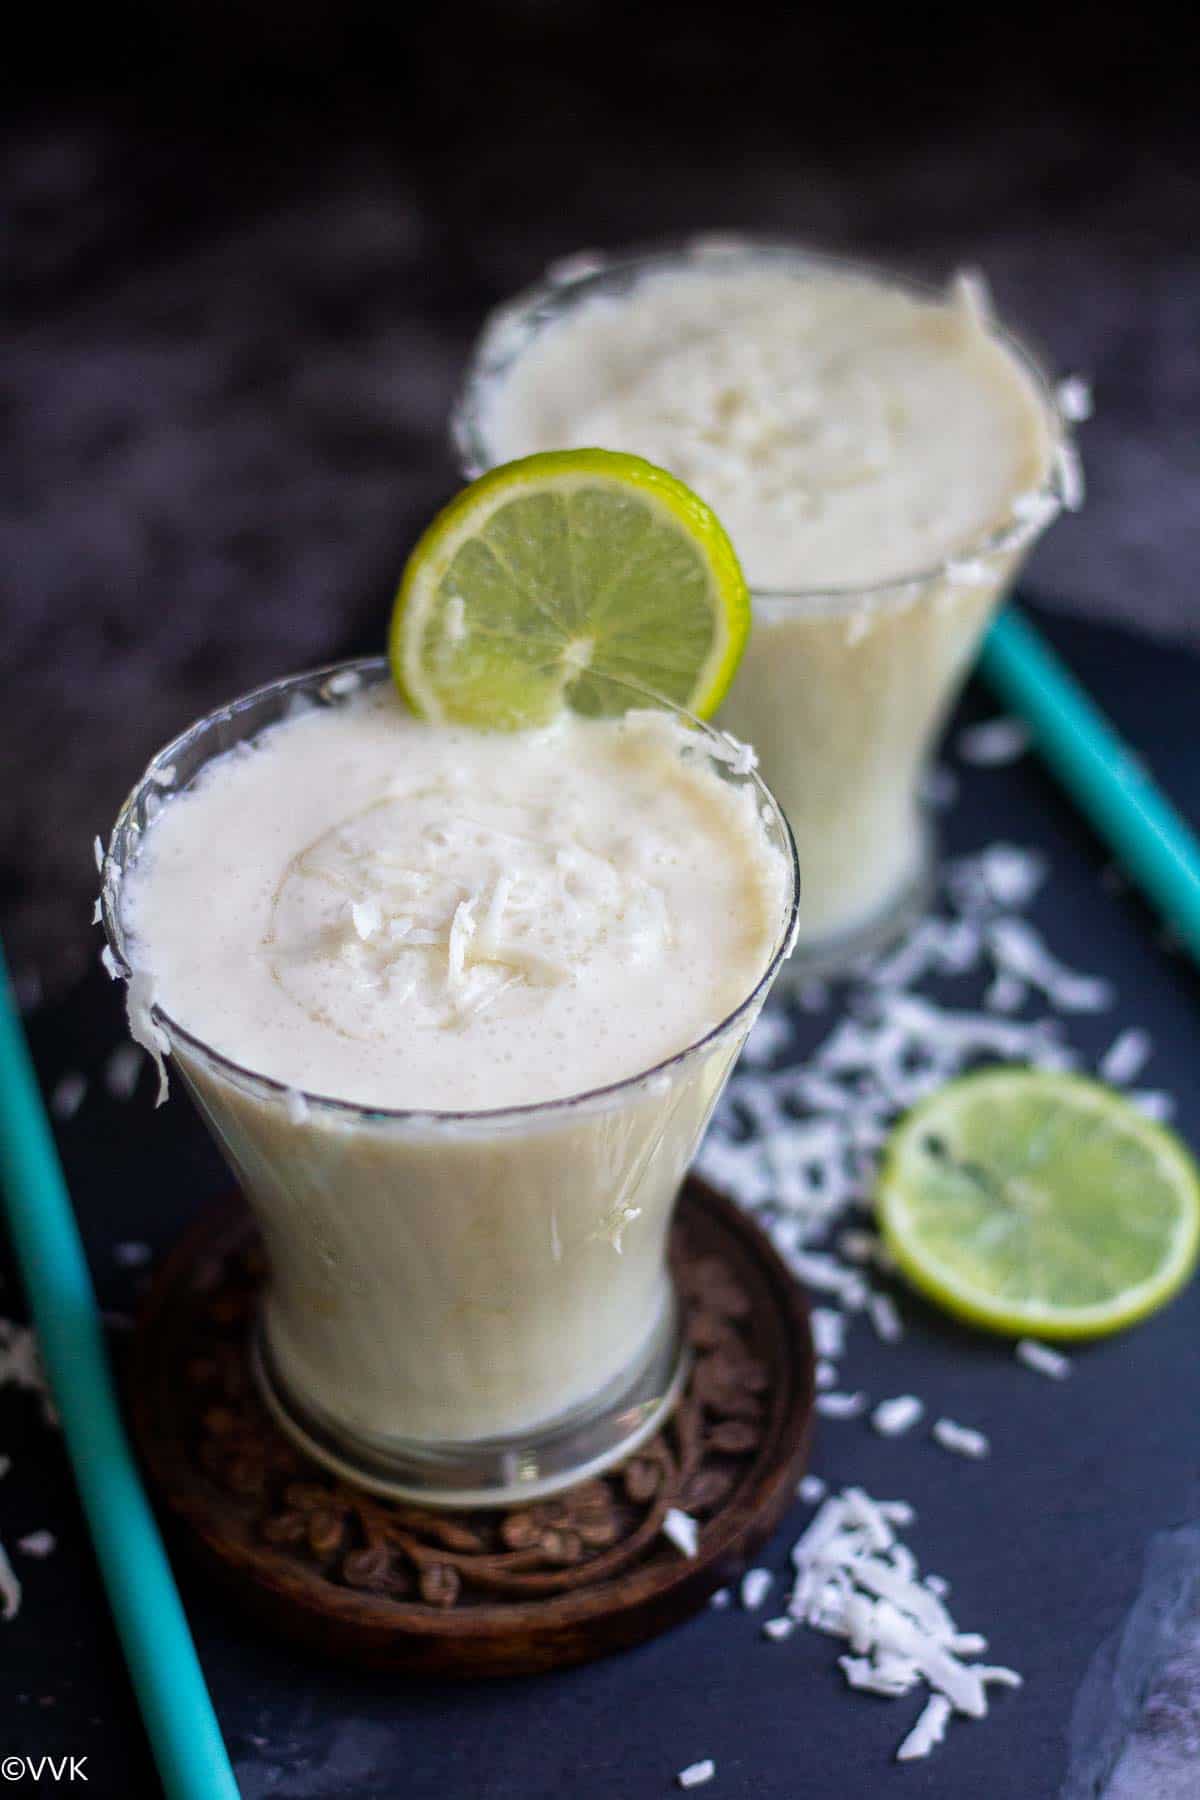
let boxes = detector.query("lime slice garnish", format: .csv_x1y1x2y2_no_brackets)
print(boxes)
389,450,750,728
876,1068,1200,1339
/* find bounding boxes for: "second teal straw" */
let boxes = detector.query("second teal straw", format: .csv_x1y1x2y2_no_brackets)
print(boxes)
0,948,240,1800
979,606,1200,968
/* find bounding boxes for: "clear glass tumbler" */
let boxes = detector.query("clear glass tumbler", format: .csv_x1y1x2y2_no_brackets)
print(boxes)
452,238,1077,973
101,661,798,1506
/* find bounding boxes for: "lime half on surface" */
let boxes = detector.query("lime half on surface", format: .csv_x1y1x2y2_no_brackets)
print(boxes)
877,1067,1200,1339
390,450,750,729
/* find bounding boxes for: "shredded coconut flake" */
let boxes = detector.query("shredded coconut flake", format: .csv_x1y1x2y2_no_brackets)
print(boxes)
741,1568,773,1611
124,971,171,1105
1015,1339,1071,1381
16,1531,55,1559
1056,376,1093,423
790,1251,867,1306
987,918,1112,1012
957,718,1030,767
933,1419,990,1460
93,835,104,874
662,1509,699,1558
710,730,757,777
1099,1028,1152,1086
816,1391,867,1419
810,1308,846,1360
978,1665,1024,1691
1056,437,1086,511
798,1475,827,1504
676,1759,715,1789
446,896,478,991
873,1395,924,1438
897,1693,953,1761
868,1292,904,1344
351,898,383,941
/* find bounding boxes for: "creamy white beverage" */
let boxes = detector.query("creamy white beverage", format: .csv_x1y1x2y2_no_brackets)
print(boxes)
459,245,1073,958
110,668,794,1496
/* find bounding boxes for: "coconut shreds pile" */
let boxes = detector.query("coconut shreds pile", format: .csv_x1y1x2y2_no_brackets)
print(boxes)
688,826,1168,1766
695,835,1152,1259
784,1484,1021,1753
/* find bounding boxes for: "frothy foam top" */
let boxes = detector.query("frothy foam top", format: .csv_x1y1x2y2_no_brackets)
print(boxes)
119,688,788,1111
477,263,1055,589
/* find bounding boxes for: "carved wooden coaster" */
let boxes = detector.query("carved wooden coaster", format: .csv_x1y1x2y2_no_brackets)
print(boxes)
127,1177,815,1676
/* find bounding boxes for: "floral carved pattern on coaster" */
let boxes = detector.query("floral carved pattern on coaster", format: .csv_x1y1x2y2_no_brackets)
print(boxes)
185,1238,772,1608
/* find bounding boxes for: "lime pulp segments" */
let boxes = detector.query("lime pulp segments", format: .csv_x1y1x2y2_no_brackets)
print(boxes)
390,450,750,729
877,1068,1200,1339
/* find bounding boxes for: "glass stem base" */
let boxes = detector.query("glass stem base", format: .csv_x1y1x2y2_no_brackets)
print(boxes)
251,1298,690,1510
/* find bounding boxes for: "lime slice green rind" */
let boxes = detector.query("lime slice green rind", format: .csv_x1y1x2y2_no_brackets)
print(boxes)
876,1068,1200,1340
390,450,750,730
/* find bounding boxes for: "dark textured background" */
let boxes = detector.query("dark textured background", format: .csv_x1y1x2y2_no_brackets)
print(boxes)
3,0,1197,998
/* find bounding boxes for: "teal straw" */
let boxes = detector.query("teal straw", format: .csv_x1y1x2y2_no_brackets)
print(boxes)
0,944,240,1800
979,606,1200,966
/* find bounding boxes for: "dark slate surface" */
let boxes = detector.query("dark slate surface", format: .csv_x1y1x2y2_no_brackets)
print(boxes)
2,605,1198,1799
